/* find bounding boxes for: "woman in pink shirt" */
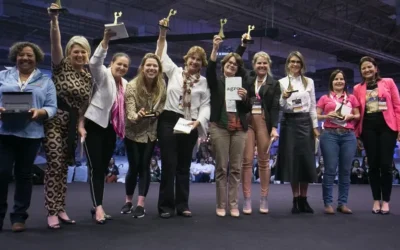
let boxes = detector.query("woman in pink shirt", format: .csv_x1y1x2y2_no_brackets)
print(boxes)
353,56,400,215
317,69,360,214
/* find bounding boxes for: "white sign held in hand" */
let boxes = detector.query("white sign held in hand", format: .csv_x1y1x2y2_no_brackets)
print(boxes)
225,77,242,100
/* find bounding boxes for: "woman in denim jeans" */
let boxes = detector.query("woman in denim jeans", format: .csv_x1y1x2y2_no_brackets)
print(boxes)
316,69,360,214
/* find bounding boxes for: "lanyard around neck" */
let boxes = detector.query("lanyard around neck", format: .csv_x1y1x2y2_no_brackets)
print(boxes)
18,70,35,91
255,76,267,99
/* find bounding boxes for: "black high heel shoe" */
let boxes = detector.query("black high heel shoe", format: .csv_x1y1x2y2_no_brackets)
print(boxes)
90,208,106,225
58,216,76,225
90,208,112,220
372,209,381,214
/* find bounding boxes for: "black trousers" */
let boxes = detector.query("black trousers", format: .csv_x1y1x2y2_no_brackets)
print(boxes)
84,119,116,207
157,111,198,214
361,115,397,202
125,138,156,197
0,135,41,227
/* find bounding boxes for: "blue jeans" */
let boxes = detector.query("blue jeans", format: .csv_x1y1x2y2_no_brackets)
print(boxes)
320,130,357,206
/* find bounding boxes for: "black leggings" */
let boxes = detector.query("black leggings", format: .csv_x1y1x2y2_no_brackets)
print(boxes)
125,138,156,197
85,119,116,207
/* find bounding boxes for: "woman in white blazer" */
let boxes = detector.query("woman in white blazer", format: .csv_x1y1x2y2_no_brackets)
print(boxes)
84,28,130,224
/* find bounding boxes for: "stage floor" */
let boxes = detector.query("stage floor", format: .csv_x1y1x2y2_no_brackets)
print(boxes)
0,183,398,250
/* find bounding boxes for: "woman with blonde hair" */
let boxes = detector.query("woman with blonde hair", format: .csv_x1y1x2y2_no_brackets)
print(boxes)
236,35,281,215
276,51,319,214
155,19,210,219
44,3,92,229
84,28,130,224
120,53,166,218
207,35,251,217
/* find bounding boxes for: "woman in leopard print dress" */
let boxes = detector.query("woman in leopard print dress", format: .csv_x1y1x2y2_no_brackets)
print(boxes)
43,3,92,229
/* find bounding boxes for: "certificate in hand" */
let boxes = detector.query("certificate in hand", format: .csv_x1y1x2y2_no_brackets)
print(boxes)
173,118,193,134
225,77,242,100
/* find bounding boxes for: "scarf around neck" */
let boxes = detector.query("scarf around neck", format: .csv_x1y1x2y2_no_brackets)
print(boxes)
111,79,125,138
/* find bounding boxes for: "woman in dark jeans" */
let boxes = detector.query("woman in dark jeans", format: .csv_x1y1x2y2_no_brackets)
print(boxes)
317,69,360,214
353,56,400,214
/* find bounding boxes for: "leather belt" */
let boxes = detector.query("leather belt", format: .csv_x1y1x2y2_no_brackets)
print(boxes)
324,127,353,134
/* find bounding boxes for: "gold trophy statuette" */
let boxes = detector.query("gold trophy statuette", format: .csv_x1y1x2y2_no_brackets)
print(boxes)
143,99,156,118
330,100,345,120
49,0,69,13
243,25,255,44
144,110,156,118
114,11,122,24
159,9,177,30
286,79,298,94
218,18,227,39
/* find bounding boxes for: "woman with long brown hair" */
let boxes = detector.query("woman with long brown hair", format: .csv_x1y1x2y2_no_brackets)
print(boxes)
120,53,166,218
276,51,319,214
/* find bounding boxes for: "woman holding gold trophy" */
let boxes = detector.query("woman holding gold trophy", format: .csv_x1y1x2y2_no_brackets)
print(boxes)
121,54,166,218
44,2,92,229
207,31,251,218
317,70,360,214
235,31,281,215
155,11,210,219
276,52,319,214
84,25,130,224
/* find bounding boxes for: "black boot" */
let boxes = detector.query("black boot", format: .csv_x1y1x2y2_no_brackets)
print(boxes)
291,197,300,214
298,196,314,213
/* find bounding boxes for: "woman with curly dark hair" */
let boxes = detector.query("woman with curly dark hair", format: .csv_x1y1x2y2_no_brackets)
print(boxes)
0,42,57,232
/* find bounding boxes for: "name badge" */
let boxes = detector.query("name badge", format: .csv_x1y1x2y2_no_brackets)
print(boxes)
292,99,303,112
378,97,387,111
226,100,237,113
252,99,262,115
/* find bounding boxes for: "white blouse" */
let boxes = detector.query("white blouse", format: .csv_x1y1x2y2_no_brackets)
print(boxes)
279,75,318,128
158,42,211,136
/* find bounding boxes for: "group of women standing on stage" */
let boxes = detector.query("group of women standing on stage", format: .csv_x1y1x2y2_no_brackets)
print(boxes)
0,2,399,232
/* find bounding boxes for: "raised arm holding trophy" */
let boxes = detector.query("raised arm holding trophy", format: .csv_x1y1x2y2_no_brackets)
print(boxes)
48,0,68,14
159,9,177,30
104,11,129,40
243,25,255,44
218,18,227,39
